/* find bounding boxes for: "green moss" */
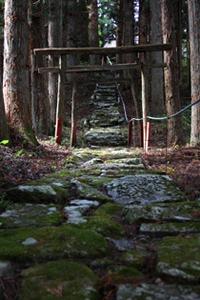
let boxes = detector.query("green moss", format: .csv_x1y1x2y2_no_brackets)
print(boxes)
0,225,108,262
19,260,100,300
121,249,147,268
78,176,113,189
108,265,143,283
75,181,111,203
0,211,62,229
83,203,124,237
140,221,200,234
157,236,200,279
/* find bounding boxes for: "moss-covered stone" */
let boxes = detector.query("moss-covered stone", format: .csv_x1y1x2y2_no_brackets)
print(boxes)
78,176,113,190
123,200,200,224
0,203,62,229
157,235,200,282
140,221,200,235
19,260,100,300
0,225,108,262
117,283,200,300
72,179,111,203
6,178,72,204
107,265,143,283
121,249,147,268
106,174,185,206
83,203,124,237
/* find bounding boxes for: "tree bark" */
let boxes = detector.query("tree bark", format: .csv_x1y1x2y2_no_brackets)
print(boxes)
188,0,200,145
3,0,37,144
0,39,9,141
48,0,63,129
149,0,165,116
121,0,134,63
161,0,183,145
88,0,99,64
30,0,50,135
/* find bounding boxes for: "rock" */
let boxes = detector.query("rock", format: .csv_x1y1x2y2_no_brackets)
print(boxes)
22,237,38,246
6,177,72,204
140,221,200,235
106,174,184,205
108,238,134,251
64,199,99,225
81,157,104,167
157,235,200,282
85,126,127,147
0,203,61,228
116,283,200,300
70,199,99,207
122,201,200,224
0,261,14,277
71,179,111,202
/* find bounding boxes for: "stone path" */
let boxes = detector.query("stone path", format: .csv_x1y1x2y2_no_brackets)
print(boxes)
0,147,200,299
84,84,127,146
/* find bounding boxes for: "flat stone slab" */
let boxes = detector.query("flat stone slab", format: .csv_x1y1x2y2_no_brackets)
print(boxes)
106,174,184,205
6,178,71,204
0,203,61,228
117,283,200,300
122,201,200,224
64,199,99,225
85,126,127,146
157,235,200,282
140,222,200,235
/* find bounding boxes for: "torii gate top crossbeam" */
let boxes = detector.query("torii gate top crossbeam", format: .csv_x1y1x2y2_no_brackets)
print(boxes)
33,43,171,56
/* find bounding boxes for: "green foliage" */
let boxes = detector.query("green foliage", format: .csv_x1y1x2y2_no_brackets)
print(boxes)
15,149,26,158
0,140,9,145
98,0,118,46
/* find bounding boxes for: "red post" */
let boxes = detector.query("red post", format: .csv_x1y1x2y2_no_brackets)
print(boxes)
128,120,133,147
55,118,63,145
145,121,151,152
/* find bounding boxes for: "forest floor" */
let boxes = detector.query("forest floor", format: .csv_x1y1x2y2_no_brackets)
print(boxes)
0,141,199,199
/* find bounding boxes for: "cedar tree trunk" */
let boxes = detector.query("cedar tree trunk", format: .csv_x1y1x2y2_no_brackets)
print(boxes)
188,0,200,145
3,0,37,144
161,0,183,145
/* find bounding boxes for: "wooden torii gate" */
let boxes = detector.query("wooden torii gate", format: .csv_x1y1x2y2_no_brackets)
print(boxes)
33,44,171,148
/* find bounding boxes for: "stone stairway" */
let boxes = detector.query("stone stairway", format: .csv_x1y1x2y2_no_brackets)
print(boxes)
84,84,127,146
1,147,200,299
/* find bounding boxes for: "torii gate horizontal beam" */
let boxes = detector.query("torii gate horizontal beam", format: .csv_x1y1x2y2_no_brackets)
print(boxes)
38,63,140,74
33,44,171,56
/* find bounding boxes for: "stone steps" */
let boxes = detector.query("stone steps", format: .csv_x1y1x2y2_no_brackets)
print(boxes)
84,84,127,146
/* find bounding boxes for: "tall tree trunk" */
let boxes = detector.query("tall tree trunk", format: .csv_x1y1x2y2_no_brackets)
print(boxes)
188,0,200,146
121,0,134,63
161,0,183,145
149,0,165,116
48,0,63,130
116,0,123,63
0,39,9,140
30,0,50,136
88,0,99,64
3,0,37,145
